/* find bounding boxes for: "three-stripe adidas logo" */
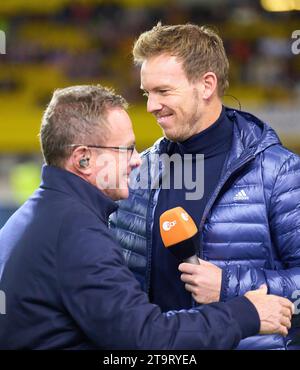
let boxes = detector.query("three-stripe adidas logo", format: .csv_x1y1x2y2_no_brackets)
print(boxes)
233,189,249,201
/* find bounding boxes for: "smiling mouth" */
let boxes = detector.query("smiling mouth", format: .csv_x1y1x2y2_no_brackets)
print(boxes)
156,114,173,125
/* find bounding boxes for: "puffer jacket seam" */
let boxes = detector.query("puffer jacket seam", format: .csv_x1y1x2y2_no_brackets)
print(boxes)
258,155,276,270
116,226,147,240
269,153,295,203
115,208,147,220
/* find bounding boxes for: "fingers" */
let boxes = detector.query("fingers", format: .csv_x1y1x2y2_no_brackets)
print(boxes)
278,325,288,337
178,263,199,274
281,307,292,321
278,297,295,316
258,284,268,294
270,295,295,316
184,283,195,294
180,273,196,285
280,315,292,330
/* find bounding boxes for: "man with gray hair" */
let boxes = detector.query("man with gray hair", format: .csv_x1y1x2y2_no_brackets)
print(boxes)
0,85,294,349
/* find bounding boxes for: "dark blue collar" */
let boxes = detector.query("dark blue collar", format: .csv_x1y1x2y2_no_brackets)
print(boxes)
40,165,118,222
176,106,232,156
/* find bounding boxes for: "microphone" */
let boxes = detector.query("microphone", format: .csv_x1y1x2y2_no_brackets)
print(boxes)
159,207,200,265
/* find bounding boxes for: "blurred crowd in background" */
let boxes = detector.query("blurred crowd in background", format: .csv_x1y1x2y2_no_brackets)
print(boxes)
0,0,299,226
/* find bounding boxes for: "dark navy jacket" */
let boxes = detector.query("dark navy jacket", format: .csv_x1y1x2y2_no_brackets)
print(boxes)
110,108,300,350
0,165,259,349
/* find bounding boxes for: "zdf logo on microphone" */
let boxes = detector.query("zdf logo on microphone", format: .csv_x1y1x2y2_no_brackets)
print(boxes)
181,212,189,222
162,212,189,231
162,220,177,231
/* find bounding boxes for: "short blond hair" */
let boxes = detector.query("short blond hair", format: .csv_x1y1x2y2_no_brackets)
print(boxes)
133,23,229,96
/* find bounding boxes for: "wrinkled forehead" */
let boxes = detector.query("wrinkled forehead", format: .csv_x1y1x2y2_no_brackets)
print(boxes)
104,108,135,145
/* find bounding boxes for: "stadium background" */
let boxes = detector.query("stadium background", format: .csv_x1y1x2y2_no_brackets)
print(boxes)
0,0,299,226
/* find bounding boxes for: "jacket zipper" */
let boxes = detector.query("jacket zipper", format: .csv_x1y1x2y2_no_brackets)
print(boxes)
145,188,158,296
191,153,256,306
144,140,169,296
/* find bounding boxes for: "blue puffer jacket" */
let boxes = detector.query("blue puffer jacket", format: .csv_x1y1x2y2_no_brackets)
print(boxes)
110,108,300,350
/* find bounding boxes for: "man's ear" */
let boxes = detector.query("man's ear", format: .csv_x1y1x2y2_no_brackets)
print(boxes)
71,146,92,175
200,72,218,100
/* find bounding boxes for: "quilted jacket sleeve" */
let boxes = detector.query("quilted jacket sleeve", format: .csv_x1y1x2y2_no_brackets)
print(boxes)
58,203,260,349
221,152,300,301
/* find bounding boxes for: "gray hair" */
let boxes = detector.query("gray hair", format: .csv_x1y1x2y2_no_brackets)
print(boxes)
39,85,128,167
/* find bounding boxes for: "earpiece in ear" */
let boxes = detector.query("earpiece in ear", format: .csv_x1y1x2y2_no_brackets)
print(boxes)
79,158,89,168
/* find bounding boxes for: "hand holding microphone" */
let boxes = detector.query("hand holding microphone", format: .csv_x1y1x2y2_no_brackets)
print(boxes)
160,208,293,332
160,207,222,303
159,207,200,265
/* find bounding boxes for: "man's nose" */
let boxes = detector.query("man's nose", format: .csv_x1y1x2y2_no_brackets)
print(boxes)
129,149,141,169
147,94,162,113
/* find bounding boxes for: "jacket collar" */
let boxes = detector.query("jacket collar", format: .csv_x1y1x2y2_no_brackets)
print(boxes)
40,165,118,221
223,108,281,171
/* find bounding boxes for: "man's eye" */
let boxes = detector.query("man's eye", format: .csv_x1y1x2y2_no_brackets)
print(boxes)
159,90,168,94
